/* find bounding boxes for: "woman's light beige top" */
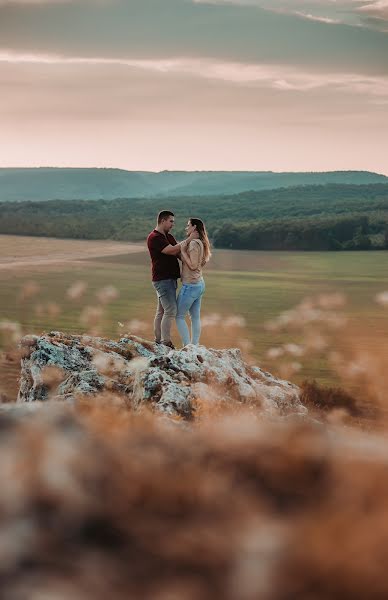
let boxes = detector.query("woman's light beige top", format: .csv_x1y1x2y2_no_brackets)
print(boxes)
180,239,204,284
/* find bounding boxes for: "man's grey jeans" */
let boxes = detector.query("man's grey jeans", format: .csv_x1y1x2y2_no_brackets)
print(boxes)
152,279,177,343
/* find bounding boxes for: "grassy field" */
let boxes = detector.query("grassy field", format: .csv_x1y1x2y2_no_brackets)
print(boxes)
1,235,388,398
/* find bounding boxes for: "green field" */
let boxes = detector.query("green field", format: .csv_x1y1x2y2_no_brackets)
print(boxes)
1,236,388,398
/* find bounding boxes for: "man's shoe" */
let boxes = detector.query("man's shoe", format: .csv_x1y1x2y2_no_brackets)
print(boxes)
161,341,175,350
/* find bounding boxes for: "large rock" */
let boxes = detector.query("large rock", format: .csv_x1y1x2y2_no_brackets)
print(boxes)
18,332,306,418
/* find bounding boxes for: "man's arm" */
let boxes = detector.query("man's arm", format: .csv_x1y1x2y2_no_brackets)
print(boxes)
161,244,181,256
161,232,199,256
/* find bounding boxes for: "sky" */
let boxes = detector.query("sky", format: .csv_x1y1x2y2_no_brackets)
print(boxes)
0,0,387,173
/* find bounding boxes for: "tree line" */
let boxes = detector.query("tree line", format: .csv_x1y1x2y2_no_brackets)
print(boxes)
1,184,388,250
212,215,388,251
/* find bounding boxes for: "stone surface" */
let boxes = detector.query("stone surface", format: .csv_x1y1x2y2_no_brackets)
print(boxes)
18,332,306,418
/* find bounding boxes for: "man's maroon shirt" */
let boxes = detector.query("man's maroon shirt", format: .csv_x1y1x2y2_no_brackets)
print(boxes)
147,229,180,282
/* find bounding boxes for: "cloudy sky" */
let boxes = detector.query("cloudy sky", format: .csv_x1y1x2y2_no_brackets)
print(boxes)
1,0,387,172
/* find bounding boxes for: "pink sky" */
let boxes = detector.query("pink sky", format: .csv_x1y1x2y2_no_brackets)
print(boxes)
1,0,387,174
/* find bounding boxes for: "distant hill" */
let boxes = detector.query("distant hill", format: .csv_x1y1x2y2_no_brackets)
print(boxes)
0,168,387,202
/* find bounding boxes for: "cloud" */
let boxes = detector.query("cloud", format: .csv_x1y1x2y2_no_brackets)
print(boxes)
358,0,388,20
194,0,388,24
292,11,341,24
1,0,387,76
271,8,342,24
1,51,386,168
1,50,387,97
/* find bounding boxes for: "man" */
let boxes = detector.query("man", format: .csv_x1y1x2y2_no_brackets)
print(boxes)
147,210,197,349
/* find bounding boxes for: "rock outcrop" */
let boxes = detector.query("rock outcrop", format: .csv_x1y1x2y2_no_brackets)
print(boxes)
18,332,306,418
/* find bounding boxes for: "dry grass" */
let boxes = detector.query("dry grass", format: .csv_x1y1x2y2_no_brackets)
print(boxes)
1,235,388,385
1,238,388,596
300,380,366,417
0,291,387,597
0,402,388,599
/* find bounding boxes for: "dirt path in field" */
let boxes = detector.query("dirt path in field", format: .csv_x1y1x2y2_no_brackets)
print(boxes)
0,236,145,270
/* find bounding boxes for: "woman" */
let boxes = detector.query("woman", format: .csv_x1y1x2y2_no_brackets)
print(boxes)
176,218,211,346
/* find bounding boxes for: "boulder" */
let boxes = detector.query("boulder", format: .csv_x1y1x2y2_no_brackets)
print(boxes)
18,332,306,418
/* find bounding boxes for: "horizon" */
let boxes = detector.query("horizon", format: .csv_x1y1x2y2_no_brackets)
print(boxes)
1,0,387,174
1,166,388,177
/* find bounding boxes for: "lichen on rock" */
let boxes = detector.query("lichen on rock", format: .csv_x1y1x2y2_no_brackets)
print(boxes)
18,332,306,418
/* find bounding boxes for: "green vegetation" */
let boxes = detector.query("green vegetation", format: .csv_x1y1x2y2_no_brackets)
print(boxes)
0,168,386,202
1,183,388,250
213,215,384,250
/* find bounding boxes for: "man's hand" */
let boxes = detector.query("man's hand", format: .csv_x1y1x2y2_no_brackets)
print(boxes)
187,231,200,242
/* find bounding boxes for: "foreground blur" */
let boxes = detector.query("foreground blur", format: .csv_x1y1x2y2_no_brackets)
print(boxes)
0,402,387,600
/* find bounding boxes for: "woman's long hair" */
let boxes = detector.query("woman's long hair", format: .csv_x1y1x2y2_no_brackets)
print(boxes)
189,218,212,264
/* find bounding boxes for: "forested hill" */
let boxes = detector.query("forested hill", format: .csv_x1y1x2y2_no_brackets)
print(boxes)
0,168,387,202
1,183,388,250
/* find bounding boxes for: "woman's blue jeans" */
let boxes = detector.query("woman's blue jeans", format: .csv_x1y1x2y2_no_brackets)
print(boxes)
176,279,205,346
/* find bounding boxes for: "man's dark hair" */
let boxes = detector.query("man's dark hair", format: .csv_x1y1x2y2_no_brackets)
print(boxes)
157,210,175,224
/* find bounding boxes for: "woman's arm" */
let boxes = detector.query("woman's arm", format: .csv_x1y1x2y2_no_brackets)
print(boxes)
181,241,201,271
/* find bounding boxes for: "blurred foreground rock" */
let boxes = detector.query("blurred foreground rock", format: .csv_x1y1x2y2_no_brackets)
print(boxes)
17,332,305,418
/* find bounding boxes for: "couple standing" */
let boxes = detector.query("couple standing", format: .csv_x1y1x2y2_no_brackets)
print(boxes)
147,210,211,349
